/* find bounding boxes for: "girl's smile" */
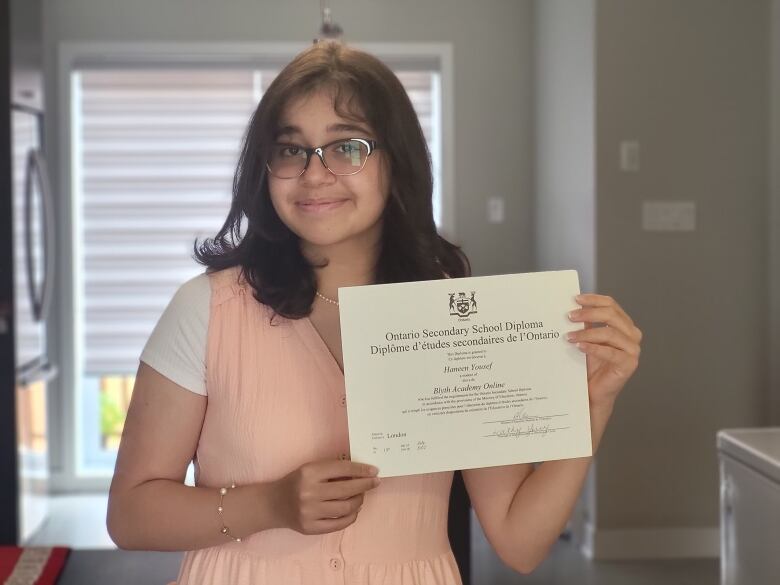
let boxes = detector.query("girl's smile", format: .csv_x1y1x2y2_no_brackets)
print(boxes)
295,197,351,214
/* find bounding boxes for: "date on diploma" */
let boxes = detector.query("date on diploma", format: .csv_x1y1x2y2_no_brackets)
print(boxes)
338,270,593,477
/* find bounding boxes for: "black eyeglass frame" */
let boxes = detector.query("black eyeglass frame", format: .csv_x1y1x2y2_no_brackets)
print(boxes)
265,138,382,179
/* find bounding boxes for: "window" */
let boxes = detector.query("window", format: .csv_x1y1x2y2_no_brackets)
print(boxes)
70,63,443,475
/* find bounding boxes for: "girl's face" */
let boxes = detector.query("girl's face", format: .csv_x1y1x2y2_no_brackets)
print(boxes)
267,89,391,251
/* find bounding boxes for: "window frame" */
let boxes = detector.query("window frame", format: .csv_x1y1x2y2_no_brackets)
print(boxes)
50,41,455,492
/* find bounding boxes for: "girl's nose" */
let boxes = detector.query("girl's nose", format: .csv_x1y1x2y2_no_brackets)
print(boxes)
301,152,335,185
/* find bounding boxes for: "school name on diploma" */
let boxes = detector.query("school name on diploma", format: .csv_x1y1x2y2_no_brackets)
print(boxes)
369,320,562,357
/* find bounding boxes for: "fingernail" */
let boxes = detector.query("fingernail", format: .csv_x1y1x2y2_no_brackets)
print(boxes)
566,333,575,341
369,466,379,475
568,311,578,320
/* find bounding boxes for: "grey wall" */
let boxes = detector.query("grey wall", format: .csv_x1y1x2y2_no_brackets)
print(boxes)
533,0,596,295
532,0,597,549
534,0,771,558
595,0,769,537
43,0,535,277
771,0,780,425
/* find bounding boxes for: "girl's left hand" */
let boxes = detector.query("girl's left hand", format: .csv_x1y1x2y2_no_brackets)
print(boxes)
566,293,642,410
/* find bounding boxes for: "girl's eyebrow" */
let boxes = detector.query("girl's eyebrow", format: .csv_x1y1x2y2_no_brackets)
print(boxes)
275,122,372,139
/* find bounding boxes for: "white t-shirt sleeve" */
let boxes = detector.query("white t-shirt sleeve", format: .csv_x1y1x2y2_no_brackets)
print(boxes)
139,272,211,396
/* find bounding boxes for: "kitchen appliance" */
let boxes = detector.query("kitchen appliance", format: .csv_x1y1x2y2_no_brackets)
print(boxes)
717,427,780,585
1,0,57,545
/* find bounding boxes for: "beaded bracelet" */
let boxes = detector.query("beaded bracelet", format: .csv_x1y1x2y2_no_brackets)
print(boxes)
217,482,242,542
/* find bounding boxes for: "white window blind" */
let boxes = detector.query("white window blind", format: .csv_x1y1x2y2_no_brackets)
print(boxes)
74,66,439,376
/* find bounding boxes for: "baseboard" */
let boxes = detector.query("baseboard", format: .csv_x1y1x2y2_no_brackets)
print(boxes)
580,522,720,560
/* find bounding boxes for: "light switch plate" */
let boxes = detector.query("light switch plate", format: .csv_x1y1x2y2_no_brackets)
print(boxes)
487,197,504,223
620,140,640,172
642,200,696,232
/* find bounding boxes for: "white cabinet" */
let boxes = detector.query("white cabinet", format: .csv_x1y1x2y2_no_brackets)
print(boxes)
717,428,780,585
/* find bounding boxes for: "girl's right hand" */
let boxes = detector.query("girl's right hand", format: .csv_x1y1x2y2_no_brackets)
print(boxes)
269,460,381,535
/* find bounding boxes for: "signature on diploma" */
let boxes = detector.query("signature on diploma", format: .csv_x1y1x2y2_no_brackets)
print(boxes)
489,423,552,438
482,408,570,439
509,407,537,423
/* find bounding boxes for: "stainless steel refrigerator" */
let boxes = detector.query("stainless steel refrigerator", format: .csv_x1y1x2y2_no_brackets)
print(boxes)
1,0,57,545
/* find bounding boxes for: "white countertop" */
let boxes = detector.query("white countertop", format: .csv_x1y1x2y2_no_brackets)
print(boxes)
717,427,780,483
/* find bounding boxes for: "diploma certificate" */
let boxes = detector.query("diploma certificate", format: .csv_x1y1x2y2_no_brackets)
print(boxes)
338,270,592,477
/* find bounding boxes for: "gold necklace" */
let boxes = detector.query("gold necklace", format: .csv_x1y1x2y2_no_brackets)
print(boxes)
315,291,339,306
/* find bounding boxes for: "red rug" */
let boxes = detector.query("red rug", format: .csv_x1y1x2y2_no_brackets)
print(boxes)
0,547,70,584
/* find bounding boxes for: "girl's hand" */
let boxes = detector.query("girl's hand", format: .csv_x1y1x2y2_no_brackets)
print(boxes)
566,293,642,410
269,459,381,535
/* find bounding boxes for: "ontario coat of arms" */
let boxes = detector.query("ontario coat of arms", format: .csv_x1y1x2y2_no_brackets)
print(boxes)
448,291,477,317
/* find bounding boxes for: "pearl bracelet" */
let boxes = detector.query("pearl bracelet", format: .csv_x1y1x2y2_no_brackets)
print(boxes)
217,482,241,542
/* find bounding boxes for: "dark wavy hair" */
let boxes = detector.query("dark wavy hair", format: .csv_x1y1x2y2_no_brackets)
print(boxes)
193,41,470,318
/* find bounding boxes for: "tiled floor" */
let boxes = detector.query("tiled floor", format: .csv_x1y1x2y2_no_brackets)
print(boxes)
57,550,182,585
471,520,719,584
27,494,114,549
31,495,720,584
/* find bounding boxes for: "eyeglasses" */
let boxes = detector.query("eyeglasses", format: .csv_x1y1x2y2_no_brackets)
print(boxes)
266,138,381,179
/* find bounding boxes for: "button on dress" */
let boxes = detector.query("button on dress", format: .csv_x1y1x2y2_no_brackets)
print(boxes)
175,266,463,584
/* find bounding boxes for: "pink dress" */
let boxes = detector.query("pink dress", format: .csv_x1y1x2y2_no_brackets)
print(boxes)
175,266,463,584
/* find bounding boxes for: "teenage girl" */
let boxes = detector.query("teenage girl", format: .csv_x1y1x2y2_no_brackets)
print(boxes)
107,41,642,585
